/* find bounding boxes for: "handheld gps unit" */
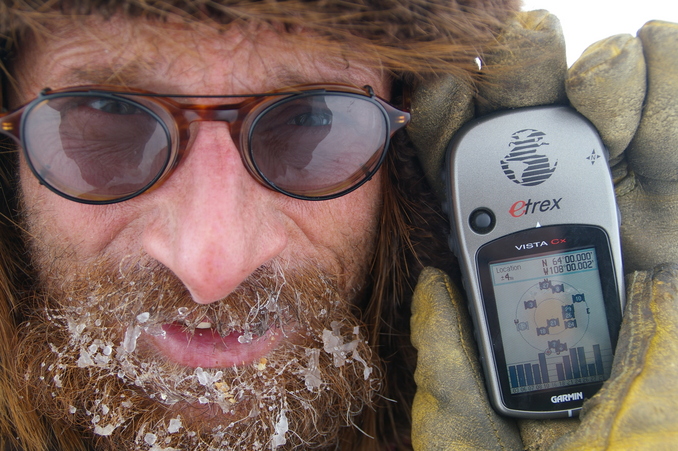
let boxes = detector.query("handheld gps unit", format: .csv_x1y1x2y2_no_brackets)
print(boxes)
444,105,625,419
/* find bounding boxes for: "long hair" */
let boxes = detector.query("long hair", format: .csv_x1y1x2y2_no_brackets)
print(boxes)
0,1,520,449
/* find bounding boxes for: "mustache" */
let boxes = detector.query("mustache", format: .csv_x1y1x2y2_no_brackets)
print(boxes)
37,255,326,335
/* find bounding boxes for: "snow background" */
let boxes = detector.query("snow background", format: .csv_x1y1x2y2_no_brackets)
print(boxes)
521,0,678,65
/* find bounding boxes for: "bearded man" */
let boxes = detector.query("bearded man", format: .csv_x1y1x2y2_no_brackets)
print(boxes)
0,0,677,450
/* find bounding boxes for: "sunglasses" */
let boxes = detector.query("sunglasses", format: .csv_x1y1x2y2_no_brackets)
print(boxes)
0,84,410,204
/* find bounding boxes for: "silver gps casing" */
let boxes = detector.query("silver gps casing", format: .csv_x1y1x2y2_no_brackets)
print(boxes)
444,105,625,418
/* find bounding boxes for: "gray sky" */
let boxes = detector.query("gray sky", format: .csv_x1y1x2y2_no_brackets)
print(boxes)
521,0,678,65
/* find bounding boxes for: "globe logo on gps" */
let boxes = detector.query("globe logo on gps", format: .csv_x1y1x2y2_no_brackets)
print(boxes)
501,129,557,186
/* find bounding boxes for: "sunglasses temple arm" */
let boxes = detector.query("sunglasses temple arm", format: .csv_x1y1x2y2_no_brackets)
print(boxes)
387,108,410,134
0,110,23,144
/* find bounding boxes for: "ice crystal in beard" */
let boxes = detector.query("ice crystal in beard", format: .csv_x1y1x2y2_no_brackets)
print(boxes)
19,259,381,450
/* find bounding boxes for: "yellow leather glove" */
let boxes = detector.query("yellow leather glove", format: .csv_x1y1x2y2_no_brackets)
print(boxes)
411,265,678,450
409,10,678,450
410,267,524,450
567,20,678,273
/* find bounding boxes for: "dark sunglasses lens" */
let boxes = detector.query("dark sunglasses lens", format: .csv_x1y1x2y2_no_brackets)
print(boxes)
250,93,388,198
23,95,171,203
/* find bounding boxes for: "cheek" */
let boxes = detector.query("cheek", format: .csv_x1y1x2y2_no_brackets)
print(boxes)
19,159,138,260
285,172,383,289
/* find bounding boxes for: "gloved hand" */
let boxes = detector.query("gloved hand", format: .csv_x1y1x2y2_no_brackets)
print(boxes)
410,267,524,450
408,10,678,450
568,20,678,273
411,265,678,450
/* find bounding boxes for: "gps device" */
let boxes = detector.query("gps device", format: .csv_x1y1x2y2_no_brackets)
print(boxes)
444,105,625,419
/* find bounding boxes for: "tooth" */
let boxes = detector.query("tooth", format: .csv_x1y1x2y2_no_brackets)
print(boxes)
196,322,212,329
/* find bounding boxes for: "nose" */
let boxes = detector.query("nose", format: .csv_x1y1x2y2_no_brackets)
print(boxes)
142,122,288,304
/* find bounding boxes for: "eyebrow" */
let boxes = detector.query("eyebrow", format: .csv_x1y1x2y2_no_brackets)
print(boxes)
270,66,366,90
58,60,162,89
54,63,367,97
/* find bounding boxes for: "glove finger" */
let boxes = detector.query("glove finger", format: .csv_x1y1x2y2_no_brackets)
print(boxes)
565,34,646,165
407,74,475,198
627,20,678,191
408,10,568,198
550,264,678,450
410,267,522,451
476,10,568,115
612,21,678,272
615,177,678,272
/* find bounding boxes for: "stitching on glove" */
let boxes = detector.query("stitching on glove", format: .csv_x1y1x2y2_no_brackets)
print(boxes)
601,270,654,446
614,169,638,198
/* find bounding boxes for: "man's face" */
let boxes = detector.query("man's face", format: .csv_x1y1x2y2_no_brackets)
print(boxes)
13,16,386,449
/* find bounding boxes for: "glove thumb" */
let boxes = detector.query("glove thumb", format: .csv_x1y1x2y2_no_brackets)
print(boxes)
411,267,522,450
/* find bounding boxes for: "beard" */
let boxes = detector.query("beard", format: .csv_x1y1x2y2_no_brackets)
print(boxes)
17,253,381,450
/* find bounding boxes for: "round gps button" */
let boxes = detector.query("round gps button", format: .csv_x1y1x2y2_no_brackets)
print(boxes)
469,208,495,234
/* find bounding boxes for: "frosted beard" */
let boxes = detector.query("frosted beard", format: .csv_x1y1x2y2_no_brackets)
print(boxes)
17,255,381,450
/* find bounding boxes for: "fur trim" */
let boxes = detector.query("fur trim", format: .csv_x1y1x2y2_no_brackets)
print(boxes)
0,0,521,75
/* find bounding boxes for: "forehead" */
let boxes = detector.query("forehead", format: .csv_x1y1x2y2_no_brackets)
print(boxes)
10,15,389,99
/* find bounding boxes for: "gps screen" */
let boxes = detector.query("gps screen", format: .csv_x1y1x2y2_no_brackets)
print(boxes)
488,247,614,395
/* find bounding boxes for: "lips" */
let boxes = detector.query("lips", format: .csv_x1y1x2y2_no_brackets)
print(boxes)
146,321,283,368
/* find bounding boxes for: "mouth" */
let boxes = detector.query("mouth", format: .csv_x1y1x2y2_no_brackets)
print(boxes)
146,319,284,368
